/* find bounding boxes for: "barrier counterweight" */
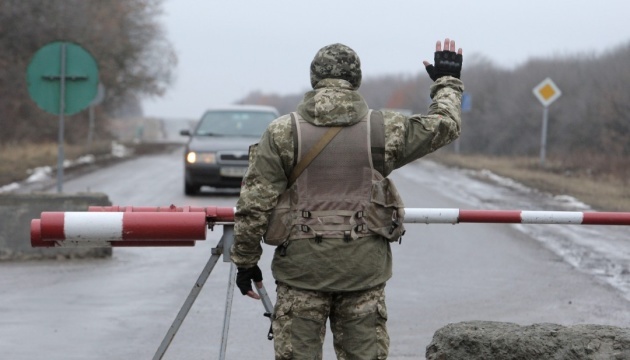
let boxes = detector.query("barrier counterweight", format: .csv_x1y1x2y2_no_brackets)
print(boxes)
31,211,207,248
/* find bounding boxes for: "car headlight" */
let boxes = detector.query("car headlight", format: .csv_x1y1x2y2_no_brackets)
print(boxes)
187,151,216,164
186,152,197,163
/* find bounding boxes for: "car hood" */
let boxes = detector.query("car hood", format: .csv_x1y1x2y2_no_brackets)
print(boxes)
186,135,258,153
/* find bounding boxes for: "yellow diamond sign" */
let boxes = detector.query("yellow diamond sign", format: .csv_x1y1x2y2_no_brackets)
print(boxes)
533,77,562,107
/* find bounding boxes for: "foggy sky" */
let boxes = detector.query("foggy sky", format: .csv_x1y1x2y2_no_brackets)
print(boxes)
142,0,630,119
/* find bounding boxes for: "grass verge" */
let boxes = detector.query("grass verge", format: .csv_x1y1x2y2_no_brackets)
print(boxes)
0,141,112,186
427,152,630,212
0,141,176,187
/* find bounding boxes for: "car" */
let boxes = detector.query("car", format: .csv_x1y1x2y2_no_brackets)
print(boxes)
180,105,279,195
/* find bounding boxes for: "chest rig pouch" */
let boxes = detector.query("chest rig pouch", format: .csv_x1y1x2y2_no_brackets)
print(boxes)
263,111,405,245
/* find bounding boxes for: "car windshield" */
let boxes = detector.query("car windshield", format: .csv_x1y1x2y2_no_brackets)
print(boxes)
194,110,277,137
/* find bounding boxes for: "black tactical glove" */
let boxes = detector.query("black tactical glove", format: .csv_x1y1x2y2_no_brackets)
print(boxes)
425,50,463,81
236,265,263,295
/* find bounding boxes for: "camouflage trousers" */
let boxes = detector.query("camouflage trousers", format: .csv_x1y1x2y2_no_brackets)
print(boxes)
272,282,389,360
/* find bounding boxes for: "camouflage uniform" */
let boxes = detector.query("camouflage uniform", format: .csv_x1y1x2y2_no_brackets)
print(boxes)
231,43,464,359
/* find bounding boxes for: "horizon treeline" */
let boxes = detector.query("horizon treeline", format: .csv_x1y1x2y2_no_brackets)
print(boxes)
2,0,628,180
238,41,630,177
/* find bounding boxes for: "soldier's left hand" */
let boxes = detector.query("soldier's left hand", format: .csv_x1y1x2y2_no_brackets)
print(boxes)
423,38,463,81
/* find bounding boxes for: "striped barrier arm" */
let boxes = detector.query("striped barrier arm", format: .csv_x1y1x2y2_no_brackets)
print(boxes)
30,206,630,248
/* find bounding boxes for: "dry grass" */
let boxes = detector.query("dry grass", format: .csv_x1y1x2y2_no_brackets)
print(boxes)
0,117,173,187
427,153,630,212
0,141,112,186
3,140,629,212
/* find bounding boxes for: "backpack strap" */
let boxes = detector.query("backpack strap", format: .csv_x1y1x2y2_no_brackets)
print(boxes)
288,112,342,186
288,110,385,183
290,113,298,169
370,110,385,175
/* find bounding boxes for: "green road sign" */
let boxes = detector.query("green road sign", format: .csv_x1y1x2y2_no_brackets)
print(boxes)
27,41,99,115
26,41,100,193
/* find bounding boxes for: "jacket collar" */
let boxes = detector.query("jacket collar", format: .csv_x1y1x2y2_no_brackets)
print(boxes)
297,79,368,126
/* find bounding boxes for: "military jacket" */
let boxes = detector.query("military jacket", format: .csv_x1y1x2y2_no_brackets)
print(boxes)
231,76,464,291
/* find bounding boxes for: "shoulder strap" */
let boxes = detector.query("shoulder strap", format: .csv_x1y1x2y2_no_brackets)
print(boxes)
288,119,342,186
370,110,385,175
290,113,298,168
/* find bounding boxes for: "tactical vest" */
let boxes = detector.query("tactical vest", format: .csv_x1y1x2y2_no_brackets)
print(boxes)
263,110,405,245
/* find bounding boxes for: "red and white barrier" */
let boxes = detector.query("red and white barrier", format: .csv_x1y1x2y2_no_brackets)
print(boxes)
88,205,236,223
31,211,207,248
405,208,630,225
30,206,630,248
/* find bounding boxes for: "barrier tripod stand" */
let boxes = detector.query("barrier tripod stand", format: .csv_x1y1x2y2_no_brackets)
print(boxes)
152,225,274,360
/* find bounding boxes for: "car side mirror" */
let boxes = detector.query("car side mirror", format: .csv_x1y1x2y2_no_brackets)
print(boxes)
180,129,191,136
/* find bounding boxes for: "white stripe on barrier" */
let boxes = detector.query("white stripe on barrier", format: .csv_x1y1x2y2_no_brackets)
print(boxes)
65,212,123,241
521,211,584,224
405,208,459,224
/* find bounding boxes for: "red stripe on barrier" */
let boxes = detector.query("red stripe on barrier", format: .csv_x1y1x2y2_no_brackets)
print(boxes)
89,205,209,213
459,210,522,223
30,219,55,247
213,206,236,222
582,212,630,225
40,212,66,240
88,206,117,212
122,212,207,240
88,205,236,222
30,219,41,245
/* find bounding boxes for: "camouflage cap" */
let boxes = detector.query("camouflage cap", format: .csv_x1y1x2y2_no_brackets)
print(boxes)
310,43,362,89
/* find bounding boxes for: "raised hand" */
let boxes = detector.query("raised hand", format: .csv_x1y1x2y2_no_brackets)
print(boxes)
423,37,463,81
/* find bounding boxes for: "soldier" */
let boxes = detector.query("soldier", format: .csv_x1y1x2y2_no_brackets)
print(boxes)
231,38,464,359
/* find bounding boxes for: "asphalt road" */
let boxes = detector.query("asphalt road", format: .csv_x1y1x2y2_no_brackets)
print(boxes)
2,147,629,359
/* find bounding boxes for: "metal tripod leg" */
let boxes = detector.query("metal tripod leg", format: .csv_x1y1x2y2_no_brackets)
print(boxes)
153,225,235,360
219,262,237,359
153,225,273,359
255,283,275,340
152,241,222,360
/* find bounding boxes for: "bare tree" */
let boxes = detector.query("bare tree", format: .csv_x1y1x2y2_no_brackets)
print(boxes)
236,41,630,180
0,0,177,143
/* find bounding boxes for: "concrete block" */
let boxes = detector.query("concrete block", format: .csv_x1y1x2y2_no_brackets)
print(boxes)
0,193,112,260
426,320,630,360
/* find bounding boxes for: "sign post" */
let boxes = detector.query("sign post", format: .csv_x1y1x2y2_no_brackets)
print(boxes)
27,41,99,193
532,78,562,166
88,83,106,147
455,92,472,154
